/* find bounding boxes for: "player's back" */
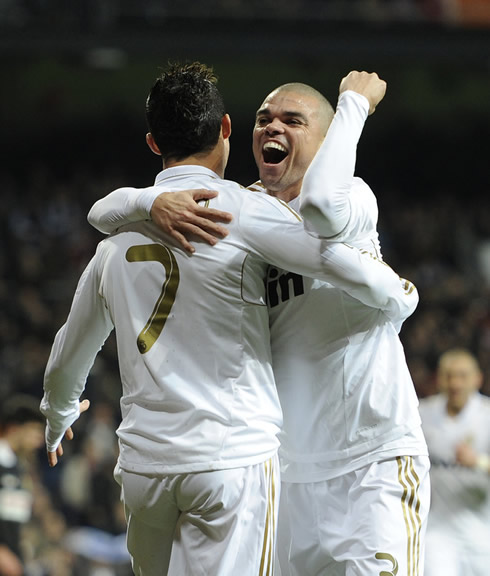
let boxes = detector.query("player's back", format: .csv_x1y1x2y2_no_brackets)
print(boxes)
95,167,281,475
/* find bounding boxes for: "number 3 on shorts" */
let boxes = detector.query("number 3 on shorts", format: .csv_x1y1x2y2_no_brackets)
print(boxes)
126,244,180,354
375,552,399,575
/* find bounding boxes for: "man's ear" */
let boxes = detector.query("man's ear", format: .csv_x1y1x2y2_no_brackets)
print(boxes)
146,133,162,156
221,114,232,140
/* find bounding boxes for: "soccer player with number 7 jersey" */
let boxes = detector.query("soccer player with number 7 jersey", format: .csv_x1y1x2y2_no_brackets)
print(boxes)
41,63,418,576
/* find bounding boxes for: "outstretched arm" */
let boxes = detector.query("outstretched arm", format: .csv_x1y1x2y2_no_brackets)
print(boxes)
300,71,386,239
88,187,233,253
241,193,418,326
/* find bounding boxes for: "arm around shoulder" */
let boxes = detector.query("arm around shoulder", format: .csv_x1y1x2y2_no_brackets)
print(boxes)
87,186,159,234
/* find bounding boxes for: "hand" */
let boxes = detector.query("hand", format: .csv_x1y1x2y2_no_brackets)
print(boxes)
455,441,478,468
339,71,387,115
0,545,23,576
150,189,233,253
47,399,90,467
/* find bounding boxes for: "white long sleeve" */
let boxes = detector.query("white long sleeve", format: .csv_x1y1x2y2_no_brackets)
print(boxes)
41,254,114,451
88,186,163,234
300,90,370,238
240,193,417,325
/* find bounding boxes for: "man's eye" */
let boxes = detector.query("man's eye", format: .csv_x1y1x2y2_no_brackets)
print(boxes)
287,119,301,125
256,118,269,126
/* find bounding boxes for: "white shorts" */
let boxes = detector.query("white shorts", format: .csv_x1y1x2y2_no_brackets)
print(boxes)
114,455,279,576
277,455,431,576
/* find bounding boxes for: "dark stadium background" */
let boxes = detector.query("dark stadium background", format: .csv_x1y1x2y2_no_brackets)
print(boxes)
0,2,489,573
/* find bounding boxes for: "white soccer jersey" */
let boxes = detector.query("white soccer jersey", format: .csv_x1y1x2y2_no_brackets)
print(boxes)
42,165,416,476
419,392,490,532
268,91,427,482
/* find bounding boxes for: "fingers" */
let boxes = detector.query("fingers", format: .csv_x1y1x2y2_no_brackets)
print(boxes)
197,207,233,224
189,190,235,225
163,216,230,253
79,399,90,414
189,212,232,235
46,399,91,468
172,221,226,248
150,189,233,253
169,230,196,254
190,189,218,200
339,70,387,115
47,447,59,467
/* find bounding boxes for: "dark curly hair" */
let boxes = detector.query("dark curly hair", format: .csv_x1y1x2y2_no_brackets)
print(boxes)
145,61,226,162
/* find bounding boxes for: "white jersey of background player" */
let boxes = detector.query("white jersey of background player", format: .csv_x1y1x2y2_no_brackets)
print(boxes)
87,73,429,576
419,348,490,576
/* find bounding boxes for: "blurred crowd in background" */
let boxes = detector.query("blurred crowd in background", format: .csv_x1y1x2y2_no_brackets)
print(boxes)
0,158,134,575
0,113,489,575
1,0,490,28
1,1,490,574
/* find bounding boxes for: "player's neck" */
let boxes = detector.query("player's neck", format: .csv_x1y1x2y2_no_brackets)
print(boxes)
267,184,301,204
164,148,226,179
446,402,464,418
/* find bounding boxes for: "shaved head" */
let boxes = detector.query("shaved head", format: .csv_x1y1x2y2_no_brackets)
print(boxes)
269,83,335,136
253,82,336,201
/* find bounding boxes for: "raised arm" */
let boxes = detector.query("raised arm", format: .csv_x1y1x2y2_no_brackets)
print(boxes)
88,186,233,253
300,71,386,239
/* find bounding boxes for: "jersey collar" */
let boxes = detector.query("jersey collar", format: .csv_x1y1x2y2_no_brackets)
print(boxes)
154,165,220,185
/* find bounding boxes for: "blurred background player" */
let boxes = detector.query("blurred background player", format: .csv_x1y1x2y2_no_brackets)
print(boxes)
419,347,490,576
0,395,44,576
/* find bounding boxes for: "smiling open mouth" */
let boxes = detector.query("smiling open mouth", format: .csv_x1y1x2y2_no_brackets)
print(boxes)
263,142,288,164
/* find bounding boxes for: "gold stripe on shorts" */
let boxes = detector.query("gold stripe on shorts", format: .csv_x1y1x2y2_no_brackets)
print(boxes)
259,457,276,576
397,456,422,576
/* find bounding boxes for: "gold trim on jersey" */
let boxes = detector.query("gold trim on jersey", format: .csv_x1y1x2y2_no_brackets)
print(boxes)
259,457,277,576
247,180,266,193
402,279,416,295
397,456,423,576
275,198,302,222
359,247,390,267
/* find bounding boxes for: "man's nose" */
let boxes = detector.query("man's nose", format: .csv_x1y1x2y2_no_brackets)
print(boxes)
265,118,284,136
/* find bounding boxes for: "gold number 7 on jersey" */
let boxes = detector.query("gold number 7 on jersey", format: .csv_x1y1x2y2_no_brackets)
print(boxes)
126,244,180,354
